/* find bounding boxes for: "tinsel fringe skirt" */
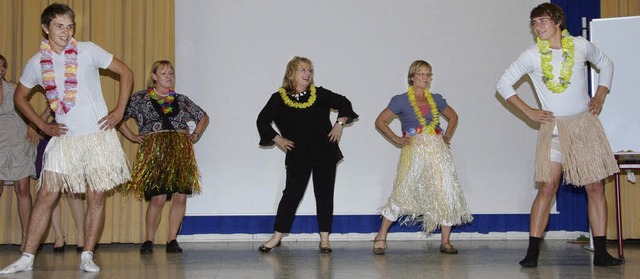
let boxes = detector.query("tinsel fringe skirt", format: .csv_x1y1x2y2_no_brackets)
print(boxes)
121,131,201,200
379,133,473,234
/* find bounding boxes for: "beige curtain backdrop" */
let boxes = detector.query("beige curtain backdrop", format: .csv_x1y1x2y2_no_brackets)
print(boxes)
602,0,640,240
1,0,175,245
602,0,640,17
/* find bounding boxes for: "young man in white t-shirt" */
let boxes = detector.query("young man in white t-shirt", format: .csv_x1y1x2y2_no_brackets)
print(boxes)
496,3,621,268
0,3,132,274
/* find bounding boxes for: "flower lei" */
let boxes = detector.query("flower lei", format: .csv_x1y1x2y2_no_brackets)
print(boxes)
40,38,78,114
407,86,439,136
148,87,176,114
537,29,574,93
279,84,317,109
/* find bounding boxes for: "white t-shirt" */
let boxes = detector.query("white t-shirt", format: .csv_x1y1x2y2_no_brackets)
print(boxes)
20,41,114,136
496,36,613,117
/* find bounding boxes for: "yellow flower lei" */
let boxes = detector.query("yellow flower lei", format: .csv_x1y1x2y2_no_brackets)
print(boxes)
537,29,574,93
279,84,317,109
408,86,439,135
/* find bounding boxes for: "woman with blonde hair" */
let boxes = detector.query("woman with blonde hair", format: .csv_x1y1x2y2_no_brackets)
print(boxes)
256,56,358,253
119,60,209,254
372,60,472,255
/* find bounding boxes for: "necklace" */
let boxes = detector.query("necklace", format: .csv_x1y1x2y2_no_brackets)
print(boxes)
40,38,78,114
148,87,176,114
279,84,317,109
291,91,308,101
407,86,439,135
537,29,574,93
155,89,169,97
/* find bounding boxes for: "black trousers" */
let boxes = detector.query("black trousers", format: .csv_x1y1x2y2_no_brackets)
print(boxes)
273,161,337,233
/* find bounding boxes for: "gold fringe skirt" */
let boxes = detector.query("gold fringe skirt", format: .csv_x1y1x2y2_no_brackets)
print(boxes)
379,133,473,234
38,129,130,193
535,112,619,185
121,131,201,200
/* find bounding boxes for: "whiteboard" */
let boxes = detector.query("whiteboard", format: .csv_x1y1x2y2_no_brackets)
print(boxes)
591,16,640,152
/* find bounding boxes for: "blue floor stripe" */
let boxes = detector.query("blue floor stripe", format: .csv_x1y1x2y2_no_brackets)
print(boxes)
180,213,585,235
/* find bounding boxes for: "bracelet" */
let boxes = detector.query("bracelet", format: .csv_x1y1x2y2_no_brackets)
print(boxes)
336,121,344,126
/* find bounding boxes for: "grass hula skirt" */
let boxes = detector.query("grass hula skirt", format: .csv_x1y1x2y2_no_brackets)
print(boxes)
38,129,130,193
535,112,619,186
379,132,473,234
121,131,201,200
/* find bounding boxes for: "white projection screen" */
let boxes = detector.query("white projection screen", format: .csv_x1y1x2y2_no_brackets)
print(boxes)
175,0,544,218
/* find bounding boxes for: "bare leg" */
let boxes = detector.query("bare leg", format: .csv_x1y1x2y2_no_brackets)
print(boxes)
165,194,186,253
0,185,51,275
440,226,452,245
13,177,33,245
145,195,167,241
585,181,623,265
584,181,606,236
319,231,330,249
83,189,105,252
374,217,393,250
439,225,459,254
78,189,105,272
520,162,562,267
167,193,186,241
51,201,65,248
65,193,85,247
529,163,563,237
23,185,62,254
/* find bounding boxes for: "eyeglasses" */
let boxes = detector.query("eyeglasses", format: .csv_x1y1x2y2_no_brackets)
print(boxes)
415,73,433,78
297,68,314,74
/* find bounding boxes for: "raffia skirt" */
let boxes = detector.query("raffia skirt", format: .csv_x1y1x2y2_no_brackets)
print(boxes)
121,131,201,201
535,112,619,186
379,132,473,234
38,129,130,193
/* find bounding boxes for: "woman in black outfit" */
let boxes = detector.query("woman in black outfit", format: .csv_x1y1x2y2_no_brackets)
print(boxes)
256,56,358,253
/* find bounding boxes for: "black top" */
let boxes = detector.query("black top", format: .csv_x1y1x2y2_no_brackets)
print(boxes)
256,86,358,166
124,90,207,135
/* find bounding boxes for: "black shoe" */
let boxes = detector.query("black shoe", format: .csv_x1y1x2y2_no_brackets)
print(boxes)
166,240,183,253
140,240,153,254
319,243,332,253
594,254,624,266
258,241,281,253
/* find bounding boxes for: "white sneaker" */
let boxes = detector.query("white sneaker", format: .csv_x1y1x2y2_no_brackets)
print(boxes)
0,253,34,274
79,252,100,272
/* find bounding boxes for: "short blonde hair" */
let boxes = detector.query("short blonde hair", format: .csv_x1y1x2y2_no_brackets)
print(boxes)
281,56,314,92
147,60,174,88
407,60,432,86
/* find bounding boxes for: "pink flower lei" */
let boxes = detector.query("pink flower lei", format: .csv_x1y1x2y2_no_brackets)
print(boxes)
40,38,78,114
